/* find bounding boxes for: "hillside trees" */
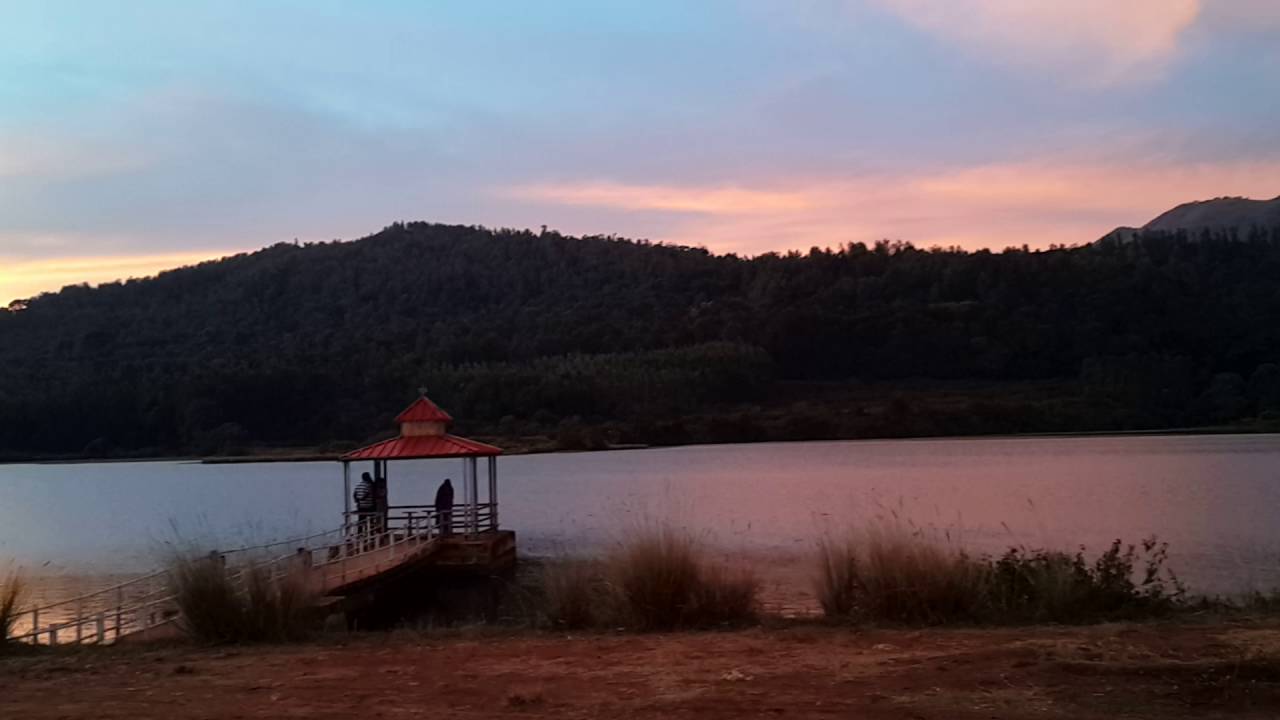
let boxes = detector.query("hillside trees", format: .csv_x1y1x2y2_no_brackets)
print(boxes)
2,222,1280,456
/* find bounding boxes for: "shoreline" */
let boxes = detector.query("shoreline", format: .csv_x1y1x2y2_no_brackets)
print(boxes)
1,424,1275,466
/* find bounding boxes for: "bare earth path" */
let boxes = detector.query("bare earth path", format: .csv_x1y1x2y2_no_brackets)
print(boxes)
5,620,1280,719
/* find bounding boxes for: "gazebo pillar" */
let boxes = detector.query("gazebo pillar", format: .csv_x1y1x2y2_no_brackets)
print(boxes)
464,456,479,535
487,456,498,531
342,461,351,531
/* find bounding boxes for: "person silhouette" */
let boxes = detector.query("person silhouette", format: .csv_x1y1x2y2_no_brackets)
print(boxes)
434,478,455,536
353,472,377,542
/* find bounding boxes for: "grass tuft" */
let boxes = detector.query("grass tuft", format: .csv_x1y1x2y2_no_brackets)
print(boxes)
536,523,760,631
169,552,314,643
608,525,704,630
604,523,759,630
1,566,25,646
815,534,859,617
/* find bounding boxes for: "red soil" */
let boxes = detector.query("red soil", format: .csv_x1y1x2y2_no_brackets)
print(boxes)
5,620,1280,719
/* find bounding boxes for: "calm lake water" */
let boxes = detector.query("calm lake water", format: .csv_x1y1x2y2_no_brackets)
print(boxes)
3,434,1280,597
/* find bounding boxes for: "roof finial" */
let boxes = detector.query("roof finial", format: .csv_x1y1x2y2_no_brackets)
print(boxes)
418,385,429,397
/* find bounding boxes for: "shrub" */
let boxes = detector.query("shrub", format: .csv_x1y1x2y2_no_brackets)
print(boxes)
815,526,1187,625
169,552,314,643
988,538,1185,622
1,567,24,646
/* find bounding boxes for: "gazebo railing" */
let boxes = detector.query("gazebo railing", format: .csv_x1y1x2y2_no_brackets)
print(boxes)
344,503,498,536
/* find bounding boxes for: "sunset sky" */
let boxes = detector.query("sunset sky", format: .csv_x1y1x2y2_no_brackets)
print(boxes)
3,1,1279,304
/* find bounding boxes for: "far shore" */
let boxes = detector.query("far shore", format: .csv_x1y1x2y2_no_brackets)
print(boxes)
1,423,1277,466
2,420,1280,466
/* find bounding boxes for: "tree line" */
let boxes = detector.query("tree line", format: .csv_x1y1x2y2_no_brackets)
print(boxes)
2,222,1279,458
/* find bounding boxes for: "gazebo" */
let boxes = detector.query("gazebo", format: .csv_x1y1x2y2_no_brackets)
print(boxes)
340,392,503,538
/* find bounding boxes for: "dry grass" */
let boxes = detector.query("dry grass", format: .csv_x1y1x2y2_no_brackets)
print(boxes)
815,534,859,616
605,523,759,630
1,566,25,645
536,524,760,631
169,552,314,643
817,524,988,624
608,525,705,629
541,558,603,629
689,564,760,627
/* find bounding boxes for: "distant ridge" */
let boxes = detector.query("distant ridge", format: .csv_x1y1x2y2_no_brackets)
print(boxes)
1102,195,1280,242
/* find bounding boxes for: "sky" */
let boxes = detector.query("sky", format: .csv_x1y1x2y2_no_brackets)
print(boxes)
2,0,1279,304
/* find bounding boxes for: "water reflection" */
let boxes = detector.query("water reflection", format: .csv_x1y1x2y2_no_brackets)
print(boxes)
2,434,1279,595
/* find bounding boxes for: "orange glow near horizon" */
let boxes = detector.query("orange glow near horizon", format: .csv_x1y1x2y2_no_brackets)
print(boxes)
0,250,241,306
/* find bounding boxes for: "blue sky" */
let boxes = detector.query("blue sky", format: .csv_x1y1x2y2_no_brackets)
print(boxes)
2,1,1279,302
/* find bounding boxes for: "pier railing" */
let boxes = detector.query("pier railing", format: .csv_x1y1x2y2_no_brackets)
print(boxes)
6,504,501,646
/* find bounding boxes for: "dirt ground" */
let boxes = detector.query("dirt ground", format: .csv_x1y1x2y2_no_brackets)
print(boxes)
6,620,1280,720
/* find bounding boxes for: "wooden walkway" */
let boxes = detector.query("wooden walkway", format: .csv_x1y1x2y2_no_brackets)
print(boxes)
7,510,515,646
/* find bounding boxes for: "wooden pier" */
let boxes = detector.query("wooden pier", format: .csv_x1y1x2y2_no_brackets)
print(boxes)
7,392,517,646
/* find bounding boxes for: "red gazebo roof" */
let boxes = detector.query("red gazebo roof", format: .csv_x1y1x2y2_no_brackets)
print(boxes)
340,392,502,461
342,434,502,460
395,396,454,423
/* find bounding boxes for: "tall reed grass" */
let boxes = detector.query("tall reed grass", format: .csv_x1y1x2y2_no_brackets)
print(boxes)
815,524,987,624
539,523,759,630
607,523,759,630
168,552,314,643
1,566,24,646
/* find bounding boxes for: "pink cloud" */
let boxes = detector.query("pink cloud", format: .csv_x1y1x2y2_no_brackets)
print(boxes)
874,0,1201,85
506,158,1280,255
507,182,818,215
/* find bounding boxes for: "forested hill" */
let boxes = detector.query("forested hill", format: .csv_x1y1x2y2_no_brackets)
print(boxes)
1102,195,1280,243
4,221,1280,458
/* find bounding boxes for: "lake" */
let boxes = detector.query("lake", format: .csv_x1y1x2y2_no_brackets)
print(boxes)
3,433,1280,600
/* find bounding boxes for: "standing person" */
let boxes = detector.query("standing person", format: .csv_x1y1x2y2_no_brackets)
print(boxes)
353,471,377,543
434,478,454,536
